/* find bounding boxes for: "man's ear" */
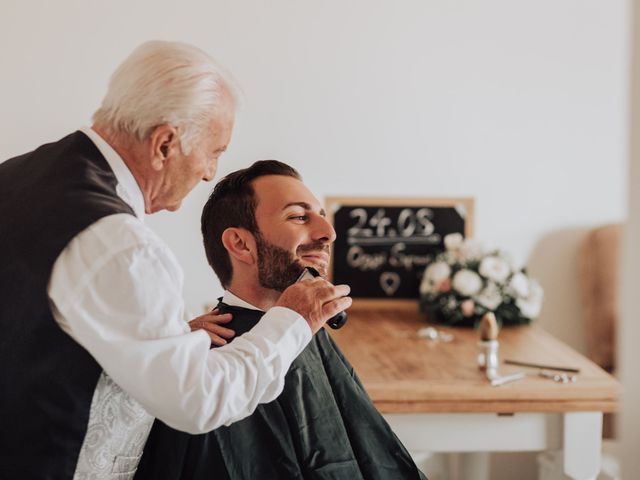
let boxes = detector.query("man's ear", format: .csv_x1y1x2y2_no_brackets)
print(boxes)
221,228,257,266
148,124,180,171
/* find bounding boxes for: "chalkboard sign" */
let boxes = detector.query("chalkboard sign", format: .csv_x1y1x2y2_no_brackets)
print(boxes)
326,197,474,309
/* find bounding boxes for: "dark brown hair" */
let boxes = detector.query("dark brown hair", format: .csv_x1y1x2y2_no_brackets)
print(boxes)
201,160,301,287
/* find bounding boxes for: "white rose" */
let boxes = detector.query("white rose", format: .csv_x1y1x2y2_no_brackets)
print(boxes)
420,261,451,294
474,282,502,310
419,272,433,295
444,233,464,252
509,272,530,298
516,279,544,319
426,261,451,283
460,239,484,260
479,256,511,284
452,269,483,296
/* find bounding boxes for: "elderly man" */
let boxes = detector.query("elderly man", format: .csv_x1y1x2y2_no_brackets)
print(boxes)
0,42,350,479
134,160,427,480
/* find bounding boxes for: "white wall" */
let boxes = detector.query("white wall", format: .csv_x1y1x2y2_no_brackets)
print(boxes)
1,1,630,478
1,0,628,353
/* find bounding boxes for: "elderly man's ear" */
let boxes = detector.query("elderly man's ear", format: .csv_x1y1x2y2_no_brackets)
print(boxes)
221,228,257,266
149,124,180,171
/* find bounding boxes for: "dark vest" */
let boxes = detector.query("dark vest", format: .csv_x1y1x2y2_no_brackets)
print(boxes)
0,132,135,479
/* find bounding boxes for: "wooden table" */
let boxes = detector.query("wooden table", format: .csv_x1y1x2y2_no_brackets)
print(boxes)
329,309,620,480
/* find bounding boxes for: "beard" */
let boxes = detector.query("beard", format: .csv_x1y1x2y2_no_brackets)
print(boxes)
255,234,330,292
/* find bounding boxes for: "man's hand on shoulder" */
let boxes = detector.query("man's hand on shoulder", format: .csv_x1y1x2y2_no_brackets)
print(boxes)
189,309,235,346
275,278,352,334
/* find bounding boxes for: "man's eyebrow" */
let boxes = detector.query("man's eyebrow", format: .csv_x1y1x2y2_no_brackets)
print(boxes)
283,202,327,217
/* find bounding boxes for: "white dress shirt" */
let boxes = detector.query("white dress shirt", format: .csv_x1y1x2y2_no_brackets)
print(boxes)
48,127,312,437
222,289,265,311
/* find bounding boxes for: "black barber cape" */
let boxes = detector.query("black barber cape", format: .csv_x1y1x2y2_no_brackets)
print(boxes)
135,303,427,480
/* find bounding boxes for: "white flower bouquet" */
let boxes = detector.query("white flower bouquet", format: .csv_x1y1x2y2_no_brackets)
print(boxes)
419,233,543,327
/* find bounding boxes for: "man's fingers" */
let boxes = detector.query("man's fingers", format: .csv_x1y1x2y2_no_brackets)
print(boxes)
188,311,235,344
190,321,235,345
314,283,351,318
329,284,351,299
205,332,229,346
193,322,235,339
308,281,350,301
323,296,352,319
200,312,233,324
204,324,236,339
276,279,352,334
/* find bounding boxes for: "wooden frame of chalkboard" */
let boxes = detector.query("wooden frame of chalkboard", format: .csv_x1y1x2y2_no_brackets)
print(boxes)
326,197,474,310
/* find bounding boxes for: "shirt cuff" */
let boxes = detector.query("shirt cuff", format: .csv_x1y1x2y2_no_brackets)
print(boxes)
249,306,312,364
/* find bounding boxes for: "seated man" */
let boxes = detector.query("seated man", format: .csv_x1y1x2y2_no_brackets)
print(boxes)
135,160,426,480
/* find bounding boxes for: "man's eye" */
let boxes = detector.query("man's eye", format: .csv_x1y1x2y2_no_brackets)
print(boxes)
289,215,308,221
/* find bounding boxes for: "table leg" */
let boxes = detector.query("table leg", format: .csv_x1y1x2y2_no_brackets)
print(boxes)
450,452,490,480
562,412,603,480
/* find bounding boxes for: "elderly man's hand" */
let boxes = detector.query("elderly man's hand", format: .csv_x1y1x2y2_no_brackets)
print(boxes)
276,278,352,334
189,309,235,346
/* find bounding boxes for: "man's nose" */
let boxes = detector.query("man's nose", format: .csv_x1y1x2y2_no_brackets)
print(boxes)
313,215,336,244
203,159,218,182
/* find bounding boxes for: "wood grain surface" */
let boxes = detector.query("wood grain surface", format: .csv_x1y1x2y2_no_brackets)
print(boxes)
329,309,620,414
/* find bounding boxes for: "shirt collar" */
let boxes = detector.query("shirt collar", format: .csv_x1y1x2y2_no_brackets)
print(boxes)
222,290,264,312
80,126,146,220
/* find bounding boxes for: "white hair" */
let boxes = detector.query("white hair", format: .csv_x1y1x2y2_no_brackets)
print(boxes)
93,40,238,154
